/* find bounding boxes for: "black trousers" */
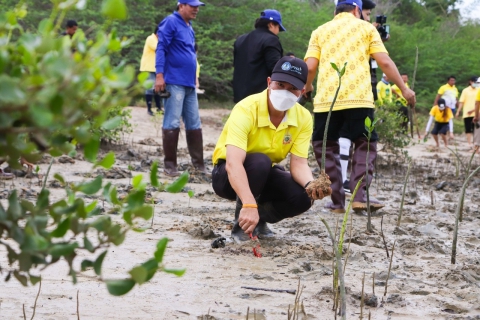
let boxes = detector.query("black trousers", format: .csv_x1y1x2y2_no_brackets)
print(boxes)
212,153,312,221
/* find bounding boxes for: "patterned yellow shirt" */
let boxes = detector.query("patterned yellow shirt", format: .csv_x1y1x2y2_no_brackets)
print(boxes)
212,90,313,165
458,86,478,118
305,13,388,113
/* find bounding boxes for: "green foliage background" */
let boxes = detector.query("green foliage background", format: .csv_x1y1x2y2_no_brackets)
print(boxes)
2,0,479,109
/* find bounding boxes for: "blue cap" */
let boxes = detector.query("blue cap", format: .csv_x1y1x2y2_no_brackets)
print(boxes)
337,0,363,11
260,9,286,32
178,0,205,6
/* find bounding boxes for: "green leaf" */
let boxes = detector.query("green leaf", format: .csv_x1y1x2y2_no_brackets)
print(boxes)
50,243,79,257
53,173,66,185
100,116,122,130
129,266,148,284
94,251,107,276
150,161,159,187
13,271,28,286
154,238,168,263
94,152,115,169
84,137,100,162
137,72,149,84
132,174,143,189
29,274,41,285
36,189,50,211
50,217,71,238
0,75,25,103
110,186,121,205
81,259,94,271
84,236,94,252
165,171,189,193
127,190,146,210
133,206,153,220
76,176,103,195
141,258,159,282
330,62,339,73
188,190,194,198
163,268,186,277
106,279,135,296
7,190,22,220
364,116,372,128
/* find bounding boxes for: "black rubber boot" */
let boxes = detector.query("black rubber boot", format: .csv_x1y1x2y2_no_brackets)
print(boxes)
162,128,181,177
231,197,250,243
254,221,274,239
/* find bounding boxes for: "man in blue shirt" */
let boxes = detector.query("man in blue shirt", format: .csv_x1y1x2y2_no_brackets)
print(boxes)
154,0,207,177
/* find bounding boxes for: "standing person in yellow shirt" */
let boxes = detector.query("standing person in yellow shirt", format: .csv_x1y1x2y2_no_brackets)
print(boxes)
473,78,480,152
434,75,459,115
211,57,327,242
304,0,415,213
423,98,454,149
140,27,163,116
376,73,392,105
391,73,410,132
456,76,478,148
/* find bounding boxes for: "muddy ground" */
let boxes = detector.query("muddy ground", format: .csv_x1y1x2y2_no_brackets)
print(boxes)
1,107,480,320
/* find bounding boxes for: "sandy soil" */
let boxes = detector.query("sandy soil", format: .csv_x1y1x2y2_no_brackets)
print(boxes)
1,107,480,320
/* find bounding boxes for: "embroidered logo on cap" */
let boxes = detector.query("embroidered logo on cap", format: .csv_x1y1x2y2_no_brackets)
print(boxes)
281,62,292,71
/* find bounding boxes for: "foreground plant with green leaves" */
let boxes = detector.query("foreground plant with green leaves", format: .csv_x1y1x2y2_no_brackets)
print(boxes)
0,0,186,296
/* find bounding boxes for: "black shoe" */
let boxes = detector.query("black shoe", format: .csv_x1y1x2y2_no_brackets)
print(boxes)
343,180,351,194
231,221,251,243
148,110,154,116
254,221,274,239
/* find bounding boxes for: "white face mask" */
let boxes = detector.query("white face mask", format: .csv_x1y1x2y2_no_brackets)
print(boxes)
473,83,480,88
439,104,446,111
269,89,298,112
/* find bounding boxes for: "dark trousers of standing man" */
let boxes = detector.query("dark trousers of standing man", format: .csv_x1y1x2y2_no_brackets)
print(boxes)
312,108,379,210
212,153,312,223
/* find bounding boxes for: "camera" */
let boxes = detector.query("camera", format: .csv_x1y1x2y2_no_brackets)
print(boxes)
375,15,390,41
156,90,171,98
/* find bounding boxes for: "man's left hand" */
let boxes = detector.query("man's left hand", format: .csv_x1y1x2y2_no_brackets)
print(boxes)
238,208,259,234
401,88,416,107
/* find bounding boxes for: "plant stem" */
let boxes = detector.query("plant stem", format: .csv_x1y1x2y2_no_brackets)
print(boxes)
397,159,412,226
451,165,480,264
384,240,396,297
320,218,346,320
30,279,41,320
366,139,372,232
360,272,365,320
41,158,55,191
321,63,346,171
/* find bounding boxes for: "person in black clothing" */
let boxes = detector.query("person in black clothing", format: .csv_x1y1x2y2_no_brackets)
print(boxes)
232,9,285,103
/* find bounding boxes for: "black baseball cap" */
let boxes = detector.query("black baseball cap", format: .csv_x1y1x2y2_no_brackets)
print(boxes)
271,56,308,90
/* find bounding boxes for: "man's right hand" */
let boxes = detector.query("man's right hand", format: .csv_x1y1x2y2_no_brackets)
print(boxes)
154,73,166,93
238,208,259,234
401,87,416,107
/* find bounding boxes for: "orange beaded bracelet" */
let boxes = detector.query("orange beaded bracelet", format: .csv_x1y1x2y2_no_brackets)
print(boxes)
242,204,258,208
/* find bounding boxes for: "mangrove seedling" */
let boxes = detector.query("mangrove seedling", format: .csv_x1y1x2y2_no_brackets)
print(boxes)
308,62,347,197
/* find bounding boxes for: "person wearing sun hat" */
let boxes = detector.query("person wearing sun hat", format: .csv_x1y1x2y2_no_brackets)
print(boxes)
154,0,207,177
232,9,285,103
212,57,328,243
304,0,415,213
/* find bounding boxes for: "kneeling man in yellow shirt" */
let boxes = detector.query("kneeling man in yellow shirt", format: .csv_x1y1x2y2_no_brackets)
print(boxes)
211,57,327,243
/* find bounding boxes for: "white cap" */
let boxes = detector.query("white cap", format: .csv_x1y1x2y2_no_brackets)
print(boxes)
382,73,387,78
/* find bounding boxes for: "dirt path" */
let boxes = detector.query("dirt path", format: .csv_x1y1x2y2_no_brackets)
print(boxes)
1,107,480,320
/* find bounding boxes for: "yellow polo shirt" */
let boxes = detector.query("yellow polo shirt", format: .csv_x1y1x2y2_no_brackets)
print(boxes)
459,86,478,118
437,84,458,109
376,80,392,105
140,34,157,72
212,90,313,165
430,105,453,123
391,82,409,106
305,13,387,113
